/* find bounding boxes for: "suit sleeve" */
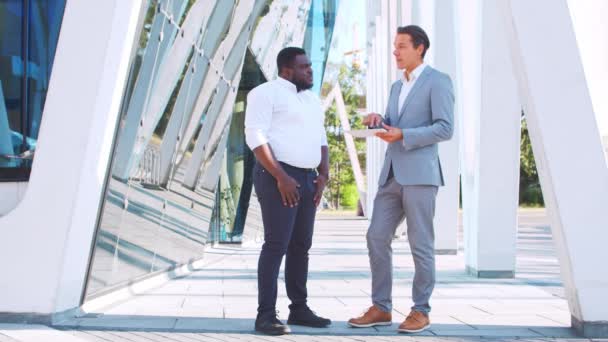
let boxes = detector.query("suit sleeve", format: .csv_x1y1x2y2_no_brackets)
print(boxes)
401,73,454,150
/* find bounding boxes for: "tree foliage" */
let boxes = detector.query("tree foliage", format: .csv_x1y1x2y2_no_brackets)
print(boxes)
322,63,366,210
519,117,544,206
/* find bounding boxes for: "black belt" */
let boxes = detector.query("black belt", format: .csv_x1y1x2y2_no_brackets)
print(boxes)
279,161,316,173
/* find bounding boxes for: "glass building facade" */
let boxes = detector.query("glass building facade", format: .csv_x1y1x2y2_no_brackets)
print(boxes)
84,0,337,298
0,0,66,180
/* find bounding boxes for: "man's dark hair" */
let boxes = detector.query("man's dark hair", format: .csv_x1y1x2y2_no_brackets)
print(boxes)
276,47,307,73
397,25,430,59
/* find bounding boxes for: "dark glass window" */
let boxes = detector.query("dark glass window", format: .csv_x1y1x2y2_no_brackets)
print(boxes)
0,0,66,181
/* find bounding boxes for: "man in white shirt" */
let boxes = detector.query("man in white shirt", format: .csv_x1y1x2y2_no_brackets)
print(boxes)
245,47,331,336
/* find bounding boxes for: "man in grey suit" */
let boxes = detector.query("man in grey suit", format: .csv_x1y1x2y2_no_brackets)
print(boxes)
348,25,454,334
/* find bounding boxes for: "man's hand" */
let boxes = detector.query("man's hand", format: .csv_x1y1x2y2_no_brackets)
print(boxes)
375,123,404,143
362,113,384,128
277,174,301,207
313,174,328,207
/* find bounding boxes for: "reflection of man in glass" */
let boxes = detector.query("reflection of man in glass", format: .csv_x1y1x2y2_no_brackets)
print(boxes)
245,47,331,336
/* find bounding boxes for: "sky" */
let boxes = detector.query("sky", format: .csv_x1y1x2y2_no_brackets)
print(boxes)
321,0,366,89
327,0,366,65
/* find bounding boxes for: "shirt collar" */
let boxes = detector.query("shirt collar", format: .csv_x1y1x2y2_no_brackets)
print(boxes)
401,63,427,83
277,76,298,93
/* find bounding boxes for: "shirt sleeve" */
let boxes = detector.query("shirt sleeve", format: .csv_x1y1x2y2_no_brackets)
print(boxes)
319,96,328,146
244,86,272,150
320,121,328,146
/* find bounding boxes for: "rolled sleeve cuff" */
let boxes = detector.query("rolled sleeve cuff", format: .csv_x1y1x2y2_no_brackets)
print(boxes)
245,129,269,150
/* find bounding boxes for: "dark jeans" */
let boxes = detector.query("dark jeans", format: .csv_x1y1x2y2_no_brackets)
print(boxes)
254,162,317,316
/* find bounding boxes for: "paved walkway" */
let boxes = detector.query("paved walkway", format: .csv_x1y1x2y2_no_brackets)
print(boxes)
4,210,603,341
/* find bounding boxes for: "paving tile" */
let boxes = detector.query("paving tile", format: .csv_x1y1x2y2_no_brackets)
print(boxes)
0,324,90,342
0,333,19,342
457,314,565,328
527,327,580,338
425,328,543,337
74,330,134,341
173,318,254,333
76,316,177,330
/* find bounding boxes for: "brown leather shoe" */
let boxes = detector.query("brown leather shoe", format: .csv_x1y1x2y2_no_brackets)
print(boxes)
398,310,431,333
348,305,392,328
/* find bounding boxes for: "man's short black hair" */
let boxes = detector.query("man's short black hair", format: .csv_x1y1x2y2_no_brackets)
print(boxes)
276,47,307,73
397,25,430,59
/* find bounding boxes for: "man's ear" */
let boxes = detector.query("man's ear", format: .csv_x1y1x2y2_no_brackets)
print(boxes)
416,44,425,58
282,68,293,79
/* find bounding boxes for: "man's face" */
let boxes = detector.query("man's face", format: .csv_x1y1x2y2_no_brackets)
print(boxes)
393,33,423,71
286,54,313,91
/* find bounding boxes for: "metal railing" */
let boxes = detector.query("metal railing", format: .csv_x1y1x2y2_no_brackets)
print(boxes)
136,145,162,189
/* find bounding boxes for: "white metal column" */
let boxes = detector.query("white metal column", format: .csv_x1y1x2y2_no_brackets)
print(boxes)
0,0,143,317
411,0,460,254
501,0,608,336
464,0,521,277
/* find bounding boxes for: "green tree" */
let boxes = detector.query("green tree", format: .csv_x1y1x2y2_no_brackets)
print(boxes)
323,63,366,210
519,117,544,206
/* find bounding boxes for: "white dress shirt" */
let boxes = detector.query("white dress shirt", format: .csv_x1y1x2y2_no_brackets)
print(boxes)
245,77,328,169
398,63,427,113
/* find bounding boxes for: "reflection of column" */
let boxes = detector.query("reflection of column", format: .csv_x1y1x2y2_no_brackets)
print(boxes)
500,0,608,335
127,1,216,180
184,82,230,188
113,0,186,180
159,0,235,185
432,0,459,254
227,107,246,212
462,0,520,277
218,154,236,236
158,49,198,187
198,121,232,190
158,34,205,187
230,92,254,237
182,1,266,189
250,0,312,80
185,68,244,190
173,0,236,166
218,104,247,239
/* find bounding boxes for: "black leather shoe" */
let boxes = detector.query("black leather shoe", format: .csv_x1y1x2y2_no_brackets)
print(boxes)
287,306,331,328
255,312,291,335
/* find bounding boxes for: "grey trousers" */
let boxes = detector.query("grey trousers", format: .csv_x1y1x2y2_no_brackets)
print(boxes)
367,177,438,314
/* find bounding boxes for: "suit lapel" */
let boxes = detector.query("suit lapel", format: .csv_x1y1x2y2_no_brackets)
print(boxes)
397,66,432,122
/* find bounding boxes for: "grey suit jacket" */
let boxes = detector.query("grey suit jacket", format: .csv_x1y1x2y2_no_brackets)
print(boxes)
378,66,455,187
